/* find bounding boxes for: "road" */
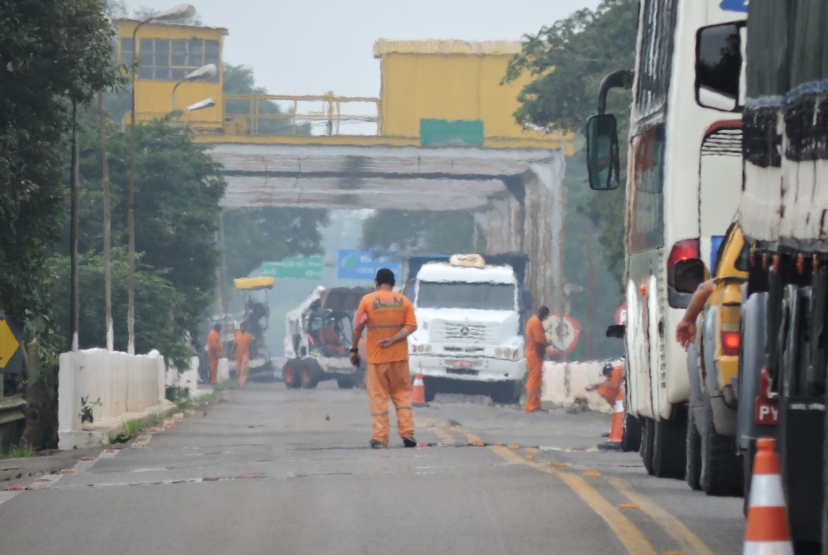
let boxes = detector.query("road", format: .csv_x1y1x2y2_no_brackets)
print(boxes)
0,381,744,555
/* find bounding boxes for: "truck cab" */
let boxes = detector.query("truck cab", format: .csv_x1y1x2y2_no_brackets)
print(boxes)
408,254,527,404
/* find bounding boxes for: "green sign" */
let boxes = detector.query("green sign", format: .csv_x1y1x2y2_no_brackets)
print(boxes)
420,119,484,147
261,256,323,280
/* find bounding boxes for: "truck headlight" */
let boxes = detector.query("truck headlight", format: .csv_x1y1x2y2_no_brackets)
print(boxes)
417,345,426,353
495,348,503,357
503,348,512,359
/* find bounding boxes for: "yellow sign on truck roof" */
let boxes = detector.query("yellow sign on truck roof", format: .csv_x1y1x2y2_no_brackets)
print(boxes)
233,276,275,290
449,254,486,268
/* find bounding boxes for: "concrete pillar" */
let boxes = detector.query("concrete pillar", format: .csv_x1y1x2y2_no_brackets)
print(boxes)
522,156,566,313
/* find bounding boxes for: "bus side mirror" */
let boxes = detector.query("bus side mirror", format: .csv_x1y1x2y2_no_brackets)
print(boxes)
695,23,743,112
586,114,620,190
673,259,706,294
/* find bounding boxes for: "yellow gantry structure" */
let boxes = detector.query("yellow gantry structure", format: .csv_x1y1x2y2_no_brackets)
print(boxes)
114,21,571,153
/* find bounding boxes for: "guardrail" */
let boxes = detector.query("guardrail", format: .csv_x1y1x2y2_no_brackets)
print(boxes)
223,92,381,136
0,395,27,454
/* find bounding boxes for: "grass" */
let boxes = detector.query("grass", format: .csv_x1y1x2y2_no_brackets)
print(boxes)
0,444,35,460
123,414,164,436
212,379,236,391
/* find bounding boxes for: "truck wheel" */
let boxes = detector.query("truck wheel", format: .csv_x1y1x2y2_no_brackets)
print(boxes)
641,417,655,476
422,377,438,403
337,377,355,389
652,406,687,479
282,359,302,389
490,380,521,405
621,413,642,452
300,358,323,389
686,405,702,491
700,391,743,496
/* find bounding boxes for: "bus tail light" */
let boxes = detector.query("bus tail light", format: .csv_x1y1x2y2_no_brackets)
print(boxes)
721,330,740,355
667,239,700,270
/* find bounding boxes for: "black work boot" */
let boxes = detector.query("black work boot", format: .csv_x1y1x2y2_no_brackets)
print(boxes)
402,437,417,448
370,439,388,449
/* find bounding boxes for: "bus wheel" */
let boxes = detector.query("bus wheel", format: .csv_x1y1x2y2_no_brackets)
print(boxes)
686,405,702,491
621,413,641,452
640,417,655,476
652,407,687,479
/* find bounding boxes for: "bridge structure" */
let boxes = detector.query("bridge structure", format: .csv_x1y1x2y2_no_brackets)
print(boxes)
115,21,570,310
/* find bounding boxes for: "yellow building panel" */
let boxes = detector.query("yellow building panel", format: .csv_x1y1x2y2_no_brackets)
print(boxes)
376,40,564,149
114,20,227,127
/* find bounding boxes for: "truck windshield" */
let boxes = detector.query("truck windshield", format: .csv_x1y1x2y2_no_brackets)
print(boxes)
417,282,516,311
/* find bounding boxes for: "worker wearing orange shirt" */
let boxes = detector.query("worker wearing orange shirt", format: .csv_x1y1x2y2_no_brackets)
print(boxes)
323,321,346,355
234,321,253,388
587,362,624,407
350,268,418,449
207,321,223,385
524,306,551,413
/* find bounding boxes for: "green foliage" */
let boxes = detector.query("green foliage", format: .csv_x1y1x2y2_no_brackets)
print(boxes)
62,116,226,340
49,249,192,369
80,396,102,424
123,413,163,436
505,0,638,291
361,211,484,255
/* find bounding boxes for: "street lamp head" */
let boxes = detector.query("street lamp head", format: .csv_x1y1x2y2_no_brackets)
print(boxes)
185,64,217,81
185,97,216,112
151,4,196,22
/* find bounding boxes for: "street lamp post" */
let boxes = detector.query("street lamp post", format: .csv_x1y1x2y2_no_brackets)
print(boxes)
127,4,196,355
171,64,217,112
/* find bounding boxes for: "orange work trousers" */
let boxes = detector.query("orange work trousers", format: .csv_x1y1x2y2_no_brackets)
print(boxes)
209,355,219,385
367,361,415,444
525,354,543,413
236,354,249,388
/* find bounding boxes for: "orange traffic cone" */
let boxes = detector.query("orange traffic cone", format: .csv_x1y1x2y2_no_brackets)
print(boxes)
599,389,624,451
412,370,428,407
743,438,793,555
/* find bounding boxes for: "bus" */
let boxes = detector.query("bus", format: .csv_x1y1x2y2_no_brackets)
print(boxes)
585,0,748,478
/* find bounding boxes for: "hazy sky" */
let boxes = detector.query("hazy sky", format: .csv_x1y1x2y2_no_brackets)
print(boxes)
126,0,600,97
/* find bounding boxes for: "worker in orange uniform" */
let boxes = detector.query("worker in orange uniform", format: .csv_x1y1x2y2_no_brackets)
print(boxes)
524,306,551,413
234,321,253,388
587,362,624,407
207,321,223,385
323,320,346,355
350,268,418,449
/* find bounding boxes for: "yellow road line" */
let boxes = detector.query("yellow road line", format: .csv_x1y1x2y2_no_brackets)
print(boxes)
605,475,717,555
416,416,458,445
455,427,657,555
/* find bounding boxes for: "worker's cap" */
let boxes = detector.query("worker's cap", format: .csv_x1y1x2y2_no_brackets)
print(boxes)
213,321,222,328
375,268,396,286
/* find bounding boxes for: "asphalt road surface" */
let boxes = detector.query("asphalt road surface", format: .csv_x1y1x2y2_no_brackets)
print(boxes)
0,381,744,555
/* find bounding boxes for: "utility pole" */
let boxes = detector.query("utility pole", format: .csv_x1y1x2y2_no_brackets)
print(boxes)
70,100,80,353
586,219,595,360
98,91,113,351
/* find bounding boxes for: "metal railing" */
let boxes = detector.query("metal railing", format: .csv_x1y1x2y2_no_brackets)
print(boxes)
222,92,382,136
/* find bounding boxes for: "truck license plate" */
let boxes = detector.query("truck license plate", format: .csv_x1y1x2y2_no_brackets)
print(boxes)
754,397,778,425
450,359,474,368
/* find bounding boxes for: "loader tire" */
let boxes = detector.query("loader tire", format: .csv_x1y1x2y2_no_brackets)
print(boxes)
700,391,743,496
300,358,323,389
282,359,302,389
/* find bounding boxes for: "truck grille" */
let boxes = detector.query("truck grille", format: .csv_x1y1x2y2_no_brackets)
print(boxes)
431,321,498,344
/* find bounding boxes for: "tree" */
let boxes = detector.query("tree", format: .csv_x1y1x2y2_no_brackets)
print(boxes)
0,0,122,448
361,211,484,255
67,115,227,341
504,0,638,290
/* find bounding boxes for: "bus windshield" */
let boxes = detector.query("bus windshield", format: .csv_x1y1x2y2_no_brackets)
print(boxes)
417,282,516,311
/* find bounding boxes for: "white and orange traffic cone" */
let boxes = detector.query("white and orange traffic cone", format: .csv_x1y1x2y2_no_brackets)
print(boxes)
743,438,793,555
599,390,624,451
412,368,428,407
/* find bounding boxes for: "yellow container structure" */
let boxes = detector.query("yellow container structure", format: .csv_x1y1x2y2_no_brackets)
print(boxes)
375,40,570,151
114,19,227,129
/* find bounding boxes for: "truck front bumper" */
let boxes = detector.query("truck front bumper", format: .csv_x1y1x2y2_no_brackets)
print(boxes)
410,355,526,383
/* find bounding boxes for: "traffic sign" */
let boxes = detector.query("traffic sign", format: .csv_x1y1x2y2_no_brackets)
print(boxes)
543,313,581,356
261,256,323,281
0,317,23,374
337,249,402,281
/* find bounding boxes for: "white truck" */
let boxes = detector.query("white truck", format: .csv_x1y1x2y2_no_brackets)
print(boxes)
407,254,530,404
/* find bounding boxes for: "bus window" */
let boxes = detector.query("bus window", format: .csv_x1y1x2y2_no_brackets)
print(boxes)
695,23,743,111
634,0,679,122
628,124,666,253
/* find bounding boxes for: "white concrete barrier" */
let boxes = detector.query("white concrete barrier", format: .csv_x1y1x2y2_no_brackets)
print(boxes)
217,357,230,382
58,349,175,449
541,359,623,414
166,356,211,400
